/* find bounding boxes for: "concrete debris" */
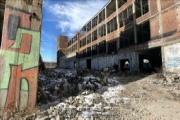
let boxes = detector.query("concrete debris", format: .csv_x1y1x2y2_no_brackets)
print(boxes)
35,68,128,119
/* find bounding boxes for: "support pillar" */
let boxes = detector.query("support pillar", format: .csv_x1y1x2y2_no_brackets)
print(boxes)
0,0,42,114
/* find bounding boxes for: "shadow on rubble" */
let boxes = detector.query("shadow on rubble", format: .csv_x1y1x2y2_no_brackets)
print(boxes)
37,67,161,106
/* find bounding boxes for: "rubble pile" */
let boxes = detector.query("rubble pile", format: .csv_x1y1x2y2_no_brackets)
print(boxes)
36,68,129,119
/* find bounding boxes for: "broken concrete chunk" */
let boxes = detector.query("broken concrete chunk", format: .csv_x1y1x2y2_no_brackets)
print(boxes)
103,68,109,72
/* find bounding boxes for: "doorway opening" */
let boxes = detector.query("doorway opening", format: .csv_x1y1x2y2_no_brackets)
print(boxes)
139,47,162,73
74,61,76,68
86,59,91,69
120,59,130,72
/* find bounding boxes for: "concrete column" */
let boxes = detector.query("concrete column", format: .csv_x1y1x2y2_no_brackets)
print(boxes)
116,0,120,51
0,0,42,113
105,7,108,53
157,0,163,38
132,2,139,72
133,2,137,44
140,0,143,15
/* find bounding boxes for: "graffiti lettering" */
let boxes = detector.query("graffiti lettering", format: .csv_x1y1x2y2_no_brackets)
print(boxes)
0,6,40,113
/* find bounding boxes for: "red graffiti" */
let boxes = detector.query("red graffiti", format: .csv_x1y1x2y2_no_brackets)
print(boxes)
5,65,38,112
1,7,31,53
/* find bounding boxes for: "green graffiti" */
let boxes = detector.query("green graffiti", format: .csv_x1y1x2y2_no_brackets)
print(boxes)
21,78,28,91
0,28,40,89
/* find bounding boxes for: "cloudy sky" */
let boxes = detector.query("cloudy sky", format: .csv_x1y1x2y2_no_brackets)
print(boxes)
40,0,109,62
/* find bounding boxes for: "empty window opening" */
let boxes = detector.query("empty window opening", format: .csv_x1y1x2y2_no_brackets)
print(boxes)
137,21,150,44
92,16,98,28
118,0,127,9
87,21,91,32
86,34,91,44
92,44,97,56
98,40,106,54
80,38,86,48
80,26,87,37
135,0,149,18
107,17,117,34
118,5,133,28
108,40,117,54
99,9,105,23
98,24,106,38
87,47,91,57
106,0,116,18
74,61,76,68
119,27,135,49
120,59,130,71
92,30,97,42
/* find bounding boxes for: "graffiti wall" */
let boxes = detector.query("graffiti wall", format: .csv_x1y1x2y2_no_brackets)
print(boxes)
91,52,138,71
0,5,41,112
164,42,180,75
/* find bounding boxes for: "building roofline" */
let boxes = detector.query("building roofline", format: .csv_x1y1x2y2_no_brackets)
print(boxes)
69,0,111,41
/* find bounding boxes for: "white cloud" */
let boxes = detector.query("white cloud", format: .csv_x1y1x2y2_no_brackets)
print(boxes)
43,0,108,39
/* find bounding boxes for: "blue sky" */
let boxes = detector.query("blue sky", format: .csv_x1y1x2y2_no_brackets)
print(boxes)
40,0,109,62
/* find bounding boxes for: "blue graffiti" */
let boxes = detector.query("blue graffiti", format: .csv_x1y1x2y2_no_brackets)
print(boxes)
166,57,180,68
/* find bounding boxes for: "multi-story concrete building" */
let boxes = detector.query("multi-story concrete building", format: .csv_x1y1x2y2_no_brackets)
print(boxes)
57,0,180,75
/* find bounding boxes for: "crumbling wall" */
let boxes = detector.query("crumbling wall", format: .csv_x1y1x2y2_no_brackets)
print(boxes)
0,0,42,113
70,52,138,71
58,56,67,68
164,42,180,75
91,52,138,71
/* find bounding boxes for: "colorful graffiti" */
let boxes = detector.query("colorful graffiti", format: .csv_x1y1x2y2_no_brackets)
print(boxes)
0,6,40,112
164,42,180,75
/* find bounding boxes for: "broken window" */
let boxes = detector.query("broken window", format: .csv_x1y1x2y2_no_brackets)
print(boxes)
137,21,150,44
118,5,133,28
106,0,116,18
87,47,91,57
92,30,97,41
107,17,117,34
92,16,98,28
82,49,86,57
98,24,106,38
119,27,135,49
92,44,97,55
135,0,149,18
108,40,117,54
118,0,127,9
98,40,106,54
80,26,87,37
99,9,105,23
87,22,91,32
86,34,91,44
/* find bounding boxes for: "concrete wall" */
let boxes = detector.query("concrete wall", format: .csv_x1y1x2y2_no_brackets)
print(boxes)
91,52,138,71
0,0,42,113
44,62,57,68
58,56,67,68
164,42,180,75
63,51,139,71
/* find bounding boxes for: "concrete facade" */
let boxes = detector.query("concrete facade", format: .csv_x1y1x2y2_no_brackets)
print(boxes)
58,0,180,75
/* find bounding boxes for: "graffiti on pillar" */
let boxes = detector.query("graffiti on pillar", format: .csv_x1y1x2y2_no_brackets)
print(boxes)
0,6,40,112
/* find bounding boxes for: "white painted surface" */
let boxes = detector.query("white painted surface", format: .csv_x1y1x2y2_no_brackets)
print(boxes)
164,42,180,75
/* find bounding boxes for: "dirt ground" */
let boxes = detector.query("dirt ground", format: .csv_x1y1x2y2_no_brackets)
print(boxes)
1,71,180,120
109,74,180,120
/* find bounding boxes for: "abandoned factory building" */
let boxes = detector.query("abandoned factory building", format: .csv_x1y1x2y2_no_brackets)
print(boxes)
57,0,180,75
